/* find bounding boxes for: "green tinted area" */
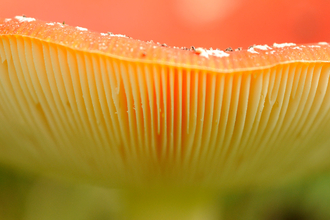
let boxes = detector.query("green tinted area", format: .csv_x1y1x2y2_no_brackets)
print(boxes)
1,164,330,220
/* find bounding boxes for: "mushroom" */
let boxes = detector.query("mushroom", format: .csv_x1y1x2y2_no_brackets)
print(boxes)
1,16,330,219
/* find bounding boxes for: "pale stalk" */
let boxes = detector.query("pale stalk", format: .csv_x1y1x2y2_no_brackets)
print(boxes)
123,188,222,220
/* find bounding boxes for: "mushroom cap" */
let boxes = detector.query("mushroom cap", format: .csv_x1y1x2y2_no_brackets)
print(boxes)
1,16,330,189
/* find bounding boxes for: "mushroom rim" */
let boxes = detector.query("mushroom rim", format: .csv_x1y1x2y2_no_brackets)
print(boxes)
1,34,330,74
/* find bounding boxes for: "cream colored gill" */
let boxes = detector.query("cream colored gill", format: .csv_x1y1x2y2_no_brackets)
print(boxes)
1,35,330,189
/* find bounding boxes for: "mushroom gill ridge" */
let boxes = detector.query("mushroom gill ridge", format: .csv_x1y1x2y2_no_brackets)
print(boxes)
1,17,330,189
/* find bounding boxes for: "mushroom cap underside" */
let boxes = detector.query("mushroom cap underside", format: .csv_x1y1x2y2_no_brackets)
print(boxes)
1,16,330,189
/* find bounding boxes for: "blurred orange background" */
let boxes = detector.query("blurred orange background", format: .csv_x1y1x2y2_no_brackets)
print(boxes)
1,0,330,54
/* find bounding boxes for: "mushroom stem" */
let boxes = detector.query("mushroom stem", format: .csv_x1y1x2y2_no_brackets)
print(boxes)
124,188,221,220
